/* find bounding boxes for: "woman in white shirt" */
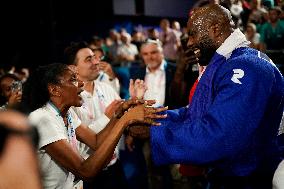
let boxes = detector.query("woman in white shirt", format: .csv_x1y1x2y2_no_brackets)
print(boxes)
22,63,166,189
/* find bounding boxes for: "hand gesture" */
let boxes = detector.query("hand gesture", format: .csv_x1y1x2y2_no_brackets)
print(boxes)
114,99,156,119
124,104,168,126
183,47,200,65
124,105,168,138
129,79,147,99
7,90,22,107
105,99,124,118
98,61,116,80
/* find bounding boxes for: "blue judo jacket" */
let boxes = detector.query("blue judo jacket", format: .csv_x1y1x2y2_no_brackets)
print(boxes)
150,34,284,177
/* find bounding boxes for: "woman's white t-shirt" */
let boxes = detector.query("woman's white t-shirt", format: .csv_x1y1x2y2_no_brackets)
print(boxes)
29,103,81,189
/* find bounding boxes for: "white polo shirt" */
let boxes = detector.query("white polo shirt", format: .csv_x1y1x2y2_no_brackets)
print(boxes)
72,80,121,166
96,71,120,94
29,102,81,189
144,60,166,107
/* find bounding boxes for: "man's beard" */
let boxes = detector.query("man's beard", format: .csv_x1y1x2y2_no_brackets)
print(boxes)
197,37,217,66
147,62,161,70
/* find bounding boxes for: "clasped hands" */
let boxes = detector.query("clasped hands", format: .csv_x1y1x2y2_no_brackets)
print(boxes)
114,98,167,138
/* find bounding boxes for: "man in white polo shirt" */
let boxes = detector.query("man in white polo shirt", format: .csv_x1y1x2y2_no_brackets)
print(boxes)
64,41,127,189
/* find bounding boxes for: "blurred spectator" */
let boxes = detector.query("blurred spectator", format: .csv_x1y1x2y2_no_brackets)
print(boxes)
159,19,181,62
245,23,261,49
117,32,139,67
259,7,284,72
132,30,146,51
230,0,244,29
0,74,22,110
147,27,159,40
171,21,182,38
260,7,284,51
0,110,42,189
88,35,109,59
108,29,122,65
247,0,268,26
263,0,275,9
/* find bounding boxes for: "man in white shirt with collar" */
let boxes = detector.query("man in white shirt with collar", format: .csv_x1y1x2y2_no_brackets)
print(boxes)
127,39,176,189
64,41,127,189
130,39,176,108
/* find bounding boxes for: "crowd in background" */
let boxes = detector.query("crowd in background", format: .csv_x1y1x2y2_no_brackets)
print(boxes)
1,0,284,189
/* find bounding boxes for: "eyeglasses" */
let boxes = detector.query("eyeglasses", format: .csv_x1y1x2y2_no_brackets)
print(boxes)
0,123,39,154
59,77,80,87
85,55,105,64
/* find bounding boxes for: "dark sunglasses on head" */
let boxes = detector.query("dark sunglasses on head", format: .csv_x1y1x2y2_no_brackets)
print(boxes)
0,123,39,154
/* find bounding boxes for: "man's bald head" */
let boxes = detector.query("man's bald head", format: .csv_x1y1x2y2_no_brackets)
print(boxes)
188,4,234,39
186,4,234,66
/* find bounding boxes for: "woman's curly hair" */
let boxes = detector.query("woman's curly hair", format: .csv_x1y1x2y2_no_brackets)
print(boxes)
21,63,69,113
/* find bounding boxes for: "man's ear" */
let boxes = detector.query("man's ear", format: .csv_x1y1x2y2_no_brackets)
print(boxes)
47,84,61,97
209,23,222,39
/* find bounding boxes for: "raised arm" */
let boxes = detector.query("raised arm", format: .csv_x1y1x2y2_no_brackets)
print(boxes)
46,102,167,180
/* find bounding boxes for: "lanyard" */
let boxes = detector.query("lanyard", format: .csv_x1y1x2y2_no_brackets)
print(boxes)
48,101,78,151
95,87,106,112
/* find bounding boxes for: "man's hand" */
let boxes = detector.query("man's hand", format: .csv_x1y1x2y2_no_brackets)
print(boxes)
114,99,156,119
123,105,168,139
129,79,147,99
105,99,124,118
127,124,150,139
98,61,116,80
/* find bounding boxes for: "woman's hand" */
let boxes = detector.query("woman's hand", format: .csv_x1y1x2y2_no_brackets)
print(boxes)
104,99,124,118
123,104,168,126
114,99,156,119
122,105,168,139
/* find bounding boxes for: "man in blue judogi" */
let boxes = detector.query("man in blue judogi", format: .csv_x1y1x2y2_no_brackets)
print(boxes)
129,4,284,189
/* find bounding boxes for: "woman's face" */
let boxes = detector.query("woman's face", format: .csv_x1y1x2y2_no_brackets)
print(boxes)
57,69,84,107
0,77,22,103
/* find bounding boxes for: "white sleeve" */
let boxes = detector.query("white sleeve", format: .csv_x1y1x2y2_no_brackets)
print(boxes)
107,78,120,94
29,112,67,149
98,74,121,94
88,114,110,133
273,160,284,189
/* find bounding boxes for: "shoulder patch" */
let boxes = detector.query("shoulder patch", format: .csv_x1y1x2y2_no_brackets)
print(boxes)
231,69,244,84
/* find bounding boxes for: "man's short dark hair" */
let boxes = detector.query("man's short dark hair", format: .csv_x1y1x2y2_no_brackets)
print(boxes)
63,41,88,65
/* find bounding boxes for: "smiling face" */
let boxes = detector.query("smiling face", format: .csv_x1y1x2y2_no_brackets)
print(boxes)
186,4,233,66
140,43,164,71
187,11,218,66
57,69,84,107
75,48,100,82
